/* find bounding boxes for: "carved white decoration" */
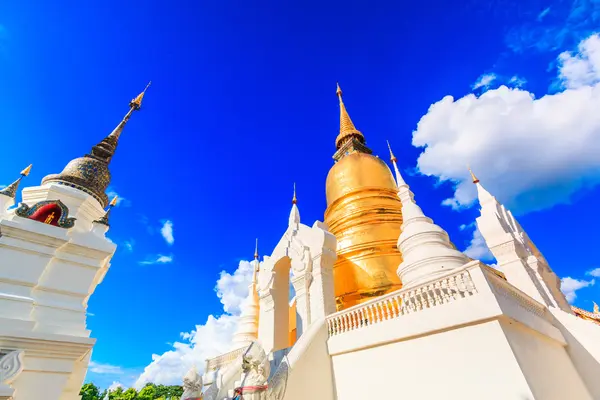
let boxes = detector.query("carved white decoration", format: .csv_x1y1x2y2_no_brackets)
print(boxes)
474,179,571,312
0,350,24,385
181,365,203,400
255,203,337,353
241,353,269,387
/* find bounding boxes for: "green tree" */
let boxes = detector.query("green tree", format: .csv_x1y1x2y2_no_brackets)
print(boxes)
120,387,138,400
80,383,101,400
155,384,169,398
168,385,183,398
137,384,156,400
109,387,124,400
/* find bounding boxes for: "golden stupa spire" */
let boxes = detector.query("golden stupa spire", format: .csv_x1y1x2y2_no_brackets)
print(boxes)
387,140,406,187
0,164,33,199
254,238,259,260
386,140,397,163
109,82,151,140
20,164,32,177
594,302,599,314
468,166,480,184
292,182,297,204
335,83,364,149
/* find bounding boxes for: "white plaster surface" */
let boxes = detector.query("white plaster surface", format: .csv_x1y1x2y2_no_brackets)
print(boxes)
0,182,115,400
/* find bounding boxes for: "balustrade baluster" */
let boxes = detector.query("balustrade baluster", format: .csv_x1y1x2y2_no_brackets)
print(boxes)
358,308,365,327
403,293,411,314
394,295,401,317
344,313,350,332
386,298,393,319
381,300,388,320
423,286,432,309
373,304,381,323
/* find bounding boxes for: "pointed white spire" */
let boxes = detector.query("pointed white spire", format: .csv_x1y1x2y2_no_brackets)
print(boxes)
396,165,469,288
231,241,261,349
469,166,496,206
289,182,300,226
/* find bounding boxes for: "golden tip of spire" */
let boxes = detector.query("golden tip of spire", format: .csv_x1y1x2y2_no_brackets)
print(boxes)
386,140,397,162
254,238,259,259
336,82,342,97
20,164,32,177
109,196,118,207
468,165,480,184
292,182,297,204
130,82,151,110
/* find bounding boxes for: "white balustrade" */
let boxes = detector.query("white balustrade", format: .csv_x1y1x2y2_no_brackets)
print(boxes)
327,270,478,337
205,346,247,373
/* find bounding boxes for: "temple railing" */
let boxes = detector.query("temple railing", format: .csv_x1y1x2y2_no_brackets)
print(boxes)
205,346,247,373
326,269,478,337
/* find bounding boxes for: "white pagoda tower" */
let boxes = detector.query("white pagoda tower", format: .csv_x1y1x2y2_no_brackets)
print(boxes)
0,85,150,400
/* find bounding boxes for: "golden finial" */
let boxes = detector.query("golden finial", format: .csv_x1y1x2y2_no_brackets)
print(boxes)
254,238,259,260
594,302,599,314
292,182,297,204
335,83,364,149
130,81,152,110
386,140,397,163
109,196,118,207
20,164,32,177
468,165,480,184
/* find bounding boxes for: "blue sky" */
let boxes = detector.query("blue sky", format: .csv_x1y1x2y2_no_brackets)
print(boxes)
1,0,600,390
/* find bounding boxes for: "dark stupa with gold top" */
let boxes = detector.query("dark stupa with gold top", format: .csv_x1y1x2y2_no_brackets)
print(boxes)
42,83,151,207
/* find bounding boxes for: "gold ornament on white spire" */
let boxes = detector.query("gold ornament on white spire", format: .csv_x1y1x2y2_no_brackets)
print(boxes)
387,140,406,187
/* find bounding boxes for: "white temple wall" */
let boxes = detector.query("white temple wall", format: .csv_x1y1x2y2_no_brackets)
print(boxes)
550,308,600,398
281,319,335,400
330,321,535,400
1,330,94,400
501,318,591,400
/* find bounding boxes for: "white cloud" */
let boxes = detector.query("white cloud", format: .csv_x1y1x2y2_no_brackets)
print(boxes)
160,220,174,245
508,75,527,87
458,223,472,231
123,239,135,253
108,381,124,391
139,254,174,266
561,277,595,303
537,7,551,21
558,33,600,89
215,260,255,315
88,361,124,375
106,187,130,207
472,73,497,89
134,260,255,388
587,267,600,277
463,227,494,261
412,34,600,216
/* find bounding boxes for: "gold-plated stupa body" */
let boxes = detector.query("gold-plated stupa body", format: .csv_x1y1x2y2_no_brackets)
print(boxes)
325,152,404,310
323,84,405,310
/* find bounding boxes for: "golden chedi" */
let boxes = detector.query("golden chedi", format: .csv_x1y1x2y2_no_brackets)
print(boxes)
324,84,403,310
